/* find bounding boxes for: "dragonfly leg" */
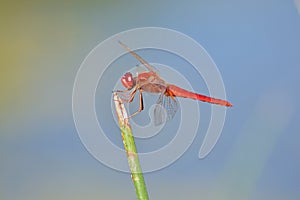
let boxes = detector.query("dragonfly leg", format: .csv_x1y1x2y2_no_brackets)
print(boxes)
116,92,130,99
114,88,131,93
114,88,132,98
116,89,137,103
128,90,144,118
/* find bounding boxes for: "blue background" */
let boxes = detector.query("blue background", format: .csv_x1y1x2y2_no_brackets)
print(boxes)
1,1,299,199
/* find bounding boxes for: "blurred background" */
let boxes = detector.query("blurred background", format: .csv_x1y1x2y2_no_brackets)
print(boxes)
1,0,299,199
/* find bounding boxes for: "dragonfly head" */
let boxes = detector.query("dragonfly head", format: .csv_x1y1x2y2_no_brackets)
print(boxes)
121,72,135,89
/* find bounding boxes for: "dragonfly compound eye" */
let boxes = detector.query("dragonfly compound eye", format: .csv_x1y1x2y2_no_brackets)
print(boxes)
121,72,135,89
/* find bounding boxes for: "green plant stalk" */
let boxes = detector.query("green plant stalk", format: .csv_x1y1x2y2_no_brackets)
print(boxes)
113,93,149,200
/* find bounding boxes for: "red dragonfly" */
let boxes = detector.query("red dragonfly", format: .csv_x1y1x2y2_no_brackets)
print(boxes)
116,41,232,125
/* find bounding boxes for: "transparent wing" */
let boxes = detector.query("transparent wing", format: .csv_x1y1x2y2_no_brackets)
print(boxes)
153,92,179,126
119,41,159,74
134,63,167,92
135,64,158,75
136,64,147,76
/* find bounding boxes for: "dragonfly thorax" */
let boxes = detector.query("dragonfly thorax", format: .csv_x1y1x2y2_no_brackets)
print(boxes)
121,72,135,89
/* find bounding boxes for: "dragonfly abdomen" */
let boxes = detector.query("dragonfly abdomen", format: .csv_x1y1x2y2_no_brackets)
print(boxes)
167,84,232,107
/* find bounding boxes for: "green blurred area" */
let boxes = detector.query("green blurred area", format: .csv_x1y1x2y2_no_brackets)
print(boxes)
0,1,111,134
0,0,150,123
